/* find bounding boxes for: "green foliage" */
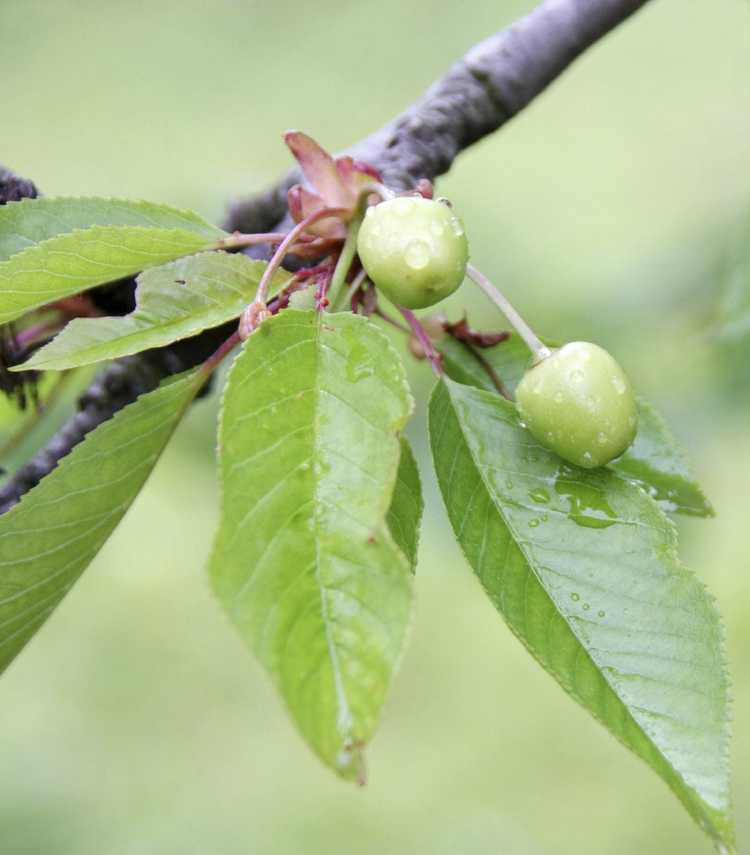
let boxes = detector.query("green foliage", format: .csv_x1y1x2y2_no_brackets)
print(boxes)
616,400,713,517
0,197,222,263
386,437,423,571
0,370,203,674
429,377,733,850
0,368,97,484
438,331,531,392
0,197,225,324
20,253,288,371
0,193,731,850
439,334,712,517
210,310,415,779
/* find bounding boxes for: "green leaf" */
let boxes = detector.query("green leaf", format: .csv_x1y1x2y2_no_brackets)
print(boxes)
19,253,290,371
210,309,414,780
438,333,712,517
0,196,221,263
429,377,733,850
0,370,203,673
615,400,713,517
0,367,97,483
386,437,423,571
438,332,530,395
0,200,225,325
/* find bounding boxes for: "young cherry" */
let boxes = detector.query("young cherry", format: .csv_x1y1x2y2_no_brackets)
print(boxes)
465,265,638,469
515,342,638,469
357,196,469,309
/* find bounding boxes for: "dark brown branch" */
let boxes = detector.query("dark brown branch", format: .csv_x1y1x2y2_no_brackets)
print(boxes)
0,0,651,513
0,324,231,514
226,0,650,233
0,167,39,205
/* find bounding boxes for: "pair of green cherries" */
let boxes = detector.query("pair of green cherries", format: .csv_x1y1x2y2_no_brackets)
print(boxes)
357,195,638,469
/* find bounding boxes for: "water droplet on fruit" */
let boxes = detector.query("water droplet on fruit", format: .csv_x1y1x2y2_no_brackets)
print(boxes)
450,216,464,237
582,451,593,464
569,369,584,382
611,375,626,395
597,432,608,446
430,220,445,237
405,240,430,270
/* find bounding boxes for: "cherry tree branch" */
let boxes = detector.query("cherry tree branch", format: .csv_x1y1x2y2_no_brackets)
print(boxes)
226,0,650,233
0,0,651,513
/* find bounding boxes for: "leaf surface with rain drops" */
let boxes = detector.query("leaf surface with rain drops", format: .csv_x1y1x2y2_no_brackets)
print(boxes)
210,310,415,780
429,377,733,851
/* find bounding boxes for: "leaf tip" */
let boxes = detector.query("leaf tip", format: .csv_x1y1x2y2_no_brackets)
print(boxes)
334,740,368,786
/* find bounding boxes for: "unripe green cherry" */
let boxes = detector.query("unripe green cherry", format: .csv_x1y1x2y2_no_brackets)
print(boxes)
516,342,638,469
356,196,469,309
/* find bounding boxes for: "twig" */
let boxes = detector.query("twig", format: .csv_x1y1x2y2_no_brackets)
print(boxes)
400,309,444,376
254,207,347,307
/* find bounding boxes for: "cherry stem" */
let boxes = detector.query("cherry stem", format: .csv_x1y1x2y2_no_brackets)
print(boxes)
253,207,347,309
336,267,368,311
400,308,444,376
199,331,242,381
326,213,362,310
327,183,399,310
362,181,396,201
374,307,410,334
466,263,550,363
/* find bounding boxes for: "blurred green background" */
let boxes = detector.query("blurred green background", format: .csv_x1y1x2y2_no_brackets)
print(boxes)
2,0,750,852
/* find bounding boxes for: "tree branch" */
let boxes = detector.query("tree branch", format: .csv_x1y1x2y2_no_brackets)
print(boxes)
0,167,39,205
225,0,649,233
0,0,651,513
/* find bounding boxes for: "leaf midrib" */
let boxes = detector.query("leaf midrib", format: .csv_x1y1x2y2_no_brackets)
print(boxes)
312,314,354,737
